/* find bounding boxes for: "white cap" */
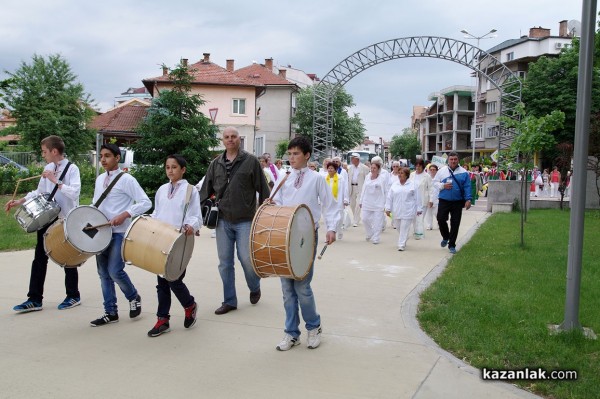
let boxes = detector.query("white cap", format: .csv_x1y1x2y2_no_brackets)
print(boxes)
351,152,360,158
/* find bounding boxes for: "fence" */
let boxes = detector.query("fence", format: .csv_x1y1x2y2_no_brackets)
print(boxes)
0,152,35,166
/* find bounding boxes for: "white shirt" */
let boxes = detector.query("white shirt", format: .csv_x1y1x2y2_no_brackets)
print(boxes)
359,173,387,211
151,179,201,232
324,173,349,210
92,168,152,233
273,167,339,232
25,158,81,218
264,163,282,183
385,180,418,219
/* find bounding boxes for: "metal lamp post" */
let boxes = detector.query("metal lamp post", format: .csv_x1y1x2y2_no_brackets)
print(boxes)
461,28,497,163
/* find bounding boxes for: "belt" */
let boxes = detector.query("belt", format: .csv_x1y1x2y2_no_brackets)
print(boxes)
351,183,358,185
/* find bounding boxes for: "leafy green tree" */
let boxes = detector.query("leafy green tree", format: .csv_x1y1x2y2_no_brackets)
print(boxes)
499,102,564,246
522,36,600,145
389,128,421,163
275,140,289,159
292,86,365,152
131,60,219,197
1,54,95,159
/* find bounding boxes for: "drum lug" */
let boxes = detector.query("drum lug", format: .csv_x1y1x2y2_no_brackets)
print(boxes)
161,251,168,255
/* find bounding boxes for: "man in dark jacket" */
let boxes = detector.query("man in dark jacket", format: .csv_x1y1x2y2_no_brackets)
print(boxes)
200,126,271,315
432,152,472,255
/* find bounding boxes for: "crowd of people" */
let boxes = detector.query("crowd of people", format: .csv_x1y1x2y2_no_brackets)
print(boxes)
6,131,494,350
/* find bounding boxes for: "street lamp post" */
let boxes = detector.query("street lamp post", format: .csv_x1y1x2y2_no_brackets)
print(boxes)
461,28,497,163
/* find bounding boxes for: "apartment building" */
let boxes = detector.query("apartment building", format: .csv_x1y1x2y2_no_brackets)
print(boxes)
420,85,475,161
474,20,578,157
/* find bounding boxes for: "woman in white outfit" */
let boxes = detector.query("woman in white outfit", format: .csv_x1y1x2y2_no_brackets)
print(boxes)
325,161,349,240
409,159,433,240
386,167,418,251
359,163,387,244
424,164,439,230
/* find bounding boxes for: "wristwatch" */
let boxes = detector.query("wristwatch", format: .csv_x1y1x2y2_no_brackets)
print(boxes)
57,180,63,186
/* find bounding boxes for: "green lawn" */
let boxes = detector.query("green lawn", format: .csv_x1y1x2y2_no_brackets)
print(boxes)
1,194,93,251
418,209,600,399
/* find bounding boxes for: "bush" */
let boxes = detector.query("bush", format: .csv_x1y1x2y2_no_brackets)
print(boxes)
0,164,44,195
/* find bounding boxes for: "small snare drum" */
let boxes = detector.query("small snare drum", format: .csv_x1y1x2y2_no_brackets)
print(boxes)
14,193,61,233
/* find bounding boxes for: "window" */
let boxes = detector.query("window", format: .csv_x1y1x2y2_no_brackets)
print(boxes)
475,125,484,139
506,52,514,62
239,136,246,150
232,98,246,115
254,135,265,155
516,70,526,79
486,101,497,115
486,125,500,138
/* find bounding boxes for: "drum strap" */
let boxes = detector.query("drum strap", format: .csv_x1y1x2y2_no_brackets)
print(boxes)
179,184,194,232
47,162,72,201
93,172,125,208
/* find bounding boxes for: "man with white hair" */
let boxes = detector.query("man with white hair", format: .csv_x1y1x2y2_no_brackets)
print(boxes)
347,152,370,227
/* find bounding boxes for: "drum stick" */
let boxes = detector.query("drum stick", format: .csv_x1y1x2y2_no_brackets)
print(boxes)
83,222,112,230
317,244,328,260
266,172,290,203
9,174,43,210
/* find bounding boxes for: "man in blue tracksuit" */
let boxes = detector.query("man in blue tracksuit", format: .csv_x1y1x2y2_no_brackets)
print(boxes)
432,152,472,254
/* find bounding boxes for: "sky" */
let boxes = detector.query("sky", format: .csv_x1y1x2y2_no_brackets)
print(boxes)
0,0,587,141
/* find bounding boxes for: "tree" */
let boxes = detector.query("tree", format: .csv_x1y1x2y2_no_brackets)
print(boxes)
499,102,564,246
131,60,219,197
522,36,600,145
1,54,95,159
389,128,421,163
275,140,289,160
292,86,365,153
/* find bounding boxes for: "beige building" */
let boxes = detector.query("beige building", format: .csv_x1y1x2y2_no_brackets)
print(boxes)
143,53,261,153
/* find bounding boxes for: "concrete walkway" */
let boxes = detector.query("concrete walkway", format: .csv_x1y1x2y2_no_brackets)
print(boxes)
0,202,540,399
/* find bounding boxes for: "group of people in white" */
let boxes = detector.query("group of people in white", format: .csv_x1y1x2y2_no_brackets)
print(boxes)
260,152,448,252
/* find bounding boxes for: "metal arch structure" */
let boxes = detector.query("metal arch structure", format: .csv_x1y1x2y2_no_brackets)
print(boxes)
312,36,522,161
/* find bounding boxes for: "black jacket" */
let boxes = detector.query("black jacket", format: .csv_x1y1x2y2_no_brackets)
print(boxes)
199,150,271,223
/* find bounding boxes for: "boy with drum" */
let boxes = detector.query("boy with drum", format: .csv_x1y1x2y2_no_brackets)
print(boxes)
5,135,82,313
146,154,200,337
89,143,151,327
268,136,339,351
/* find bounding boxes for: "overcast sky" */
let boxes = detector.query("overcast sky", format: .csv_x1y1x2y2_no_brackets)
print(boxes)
0,0,586,140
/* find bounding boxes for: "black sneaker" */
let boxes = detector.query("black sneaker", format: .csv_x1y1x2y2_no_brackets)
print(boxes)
129,294,142,318
147,317,170,337
184,302,197,329
90,313,119,327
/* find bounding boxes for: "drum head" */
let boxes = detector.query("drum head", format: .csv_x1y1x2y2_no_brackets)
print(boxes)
65,206,111,253
288,205,316,279
164,234,195,282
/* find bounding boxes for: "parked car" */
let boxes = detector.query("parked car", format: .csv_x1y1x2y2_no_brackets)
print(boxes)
0,154,29,173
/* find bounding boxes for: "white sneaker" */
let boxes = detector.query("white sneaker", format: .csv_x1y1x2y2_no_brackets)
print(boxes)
307,326,322,349
276,333,300,351
398,246,405,251
353,223,358,227
337,232,343,240
211,230,216,238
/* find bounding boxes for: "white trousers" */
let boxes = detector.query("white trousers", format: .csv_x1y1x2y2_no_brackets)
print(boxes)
361,209,384,243
425,204,438,229
394,218,413,248
349,185,361,224
550,182,559,197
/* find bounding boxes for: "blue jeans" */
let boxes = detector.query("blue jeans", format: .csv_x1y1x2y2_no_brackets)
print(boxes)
156,271,194,318
95,233,138,314
215,219,260,307
280,229,320,338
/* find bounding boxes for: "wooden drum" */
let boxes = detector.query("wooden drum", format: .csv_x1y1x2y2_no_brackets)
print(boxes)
250,204,315,281
122,215,194,282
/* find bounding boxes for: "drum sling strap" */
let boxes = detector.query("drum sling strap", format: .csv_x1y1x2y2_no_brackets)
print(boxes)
83,172,125,239
47,162,72,201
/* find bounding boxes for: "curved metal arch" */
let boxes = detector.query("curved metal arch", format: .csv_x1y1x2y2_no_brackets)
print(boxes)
312,36,521,160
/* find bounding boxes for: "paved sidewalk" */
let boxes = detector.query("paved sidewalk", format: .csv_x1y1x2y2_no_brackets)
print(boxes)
0,205,540,399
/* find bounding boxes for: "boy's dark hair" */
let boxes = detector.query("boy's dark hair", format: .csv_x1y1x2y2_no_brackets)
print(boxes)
166,154,187,169
448,151,459,158
287,136,312,155
41,135,65,155
101,143,121,158
414,158,425,168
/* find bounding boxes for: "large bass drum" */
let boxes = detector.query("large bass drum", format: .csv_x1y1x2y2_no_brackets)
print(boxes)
122,215,194,282
44,205,112,267
250,204,315,281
